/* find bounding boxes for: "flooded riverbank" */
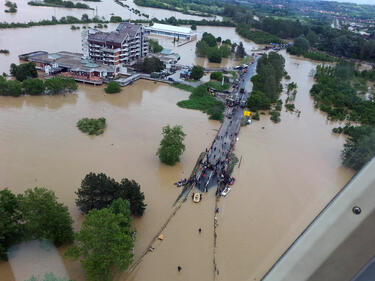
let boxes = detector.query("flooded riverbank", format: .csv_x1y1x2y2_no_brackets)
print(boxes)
0,0,215,23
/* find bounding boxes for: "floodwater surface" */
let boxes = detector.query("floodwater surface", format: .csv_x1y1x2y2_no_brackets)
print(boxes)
0,81,218,281
215,50,354,281
0,23,355,281
0,0,216,23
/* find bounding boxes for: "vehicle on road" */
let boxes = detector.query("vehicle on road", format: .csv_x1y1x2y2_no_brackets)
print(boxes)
192,192,202,203
221,186,231,197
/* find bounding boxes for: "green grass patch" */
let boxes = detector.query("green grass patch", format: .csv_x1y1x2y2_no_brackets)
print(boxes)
303,51,336,62
241,56,252,65
205,81,230,92
236,24,285,44
226,70,238,81
171,83,195,92
177,84,225,121
77,117,106,135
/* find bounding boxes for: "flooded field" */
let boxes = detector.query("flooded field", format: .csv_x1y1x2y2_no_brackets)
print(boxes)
0,22,355,281
0,0,215,23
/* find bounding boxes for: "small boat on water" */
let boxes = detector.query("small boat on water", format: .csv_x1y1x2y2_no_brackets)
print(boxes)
221,186,231,197
192,192,202,203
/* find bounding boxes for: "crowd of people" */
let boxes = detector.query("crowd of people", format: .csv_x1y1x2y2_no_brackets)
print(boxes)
175,61,253,195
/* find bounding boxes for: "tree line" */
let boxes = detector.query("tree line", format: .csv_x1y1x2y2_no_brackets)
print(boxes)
134,0,225,17
28,0,92,9
0,76,78,96
196,32,231,63
0,14,235,29
0,63,77,96
196,32,245,63
247,52,286,112
221,3,375,62
310,61,375,170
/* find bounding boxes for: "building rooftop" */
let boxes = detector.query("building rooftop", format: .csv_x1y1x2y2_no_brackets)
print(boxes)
88,22,141,44
148,23,193,35
26,51,115,73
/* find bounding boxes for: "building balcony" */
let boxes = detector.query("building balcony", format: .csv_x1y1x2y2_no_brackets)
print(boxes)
102,47,121,53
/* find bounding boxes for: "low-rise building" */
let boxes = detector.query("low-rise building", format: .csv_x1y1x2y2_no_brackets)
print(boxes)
145,23,197,40
19,51,116,85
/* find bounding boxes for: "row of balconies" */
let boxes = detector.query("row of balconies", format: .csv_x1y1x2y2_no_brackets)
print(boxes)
102,47,121,53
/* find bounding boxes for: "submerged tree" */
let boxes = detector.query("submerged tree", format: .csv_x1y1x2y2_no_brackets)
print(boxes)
65,200,133,281
10,62,37,82
19,187,74,246
0,189,22,260
190,65,204,80
23,78,45,95
343,128,375,170
76,173,146,216
157,125,186,165
235,42,246,58
104,81,121,94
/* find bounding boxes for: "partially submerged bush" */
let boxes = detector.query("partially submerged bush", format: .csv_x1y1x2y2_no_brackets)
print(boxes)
77,117,106,135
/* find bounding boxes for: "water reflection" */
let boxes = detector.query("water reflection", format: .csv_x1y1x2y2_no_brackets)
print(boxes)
8,240,69,281
0,94,78,109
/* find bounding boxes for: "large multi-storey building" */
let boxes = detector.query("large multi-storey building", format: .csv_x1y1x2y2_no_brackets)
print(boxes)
82,22,148,66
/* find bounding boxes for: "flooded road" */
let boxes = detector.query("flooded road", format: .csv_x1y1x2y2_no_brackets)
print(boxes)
0,0,215,23
0,22,355,281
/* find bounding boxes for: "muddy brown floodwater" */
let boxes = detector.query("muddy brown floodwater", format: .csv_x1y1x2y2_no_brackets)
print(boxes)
0,0,216,23
0,23,355,281
0,81,218,281
215,50,354,281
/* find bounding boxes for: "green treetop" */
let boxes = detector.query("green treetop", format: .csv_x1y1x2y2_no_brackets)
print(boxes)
157,125,186,165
